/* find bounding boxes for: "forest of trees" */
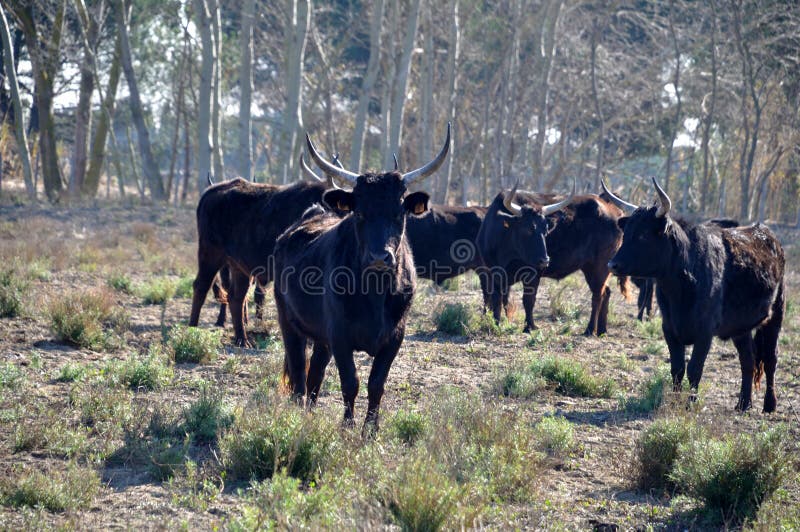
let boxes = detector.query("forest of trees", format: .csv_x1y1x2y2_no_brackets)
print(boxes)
0,0,798,224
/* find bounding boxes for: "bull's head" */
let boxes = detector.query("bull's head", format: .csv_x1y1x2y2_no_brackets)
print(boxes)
493,180,575,270
306,124,450,270
608,177,673,277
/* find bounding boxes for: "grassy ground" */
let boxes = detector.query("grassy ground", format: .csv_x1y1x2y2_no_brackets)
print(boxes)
0,203,798,530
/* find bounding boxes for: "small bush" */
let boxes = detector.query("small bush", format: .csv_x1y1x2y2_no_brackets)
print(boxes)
0,269,27,318
168,325,220,364
0,363,25,389
496,368,547,399
48,289,125,350
433,302,473,336
71,384,133,432
107,273,133,294
220,399,339,482
636,317,662,339
387,457,462,532
174,276,194,299
624,366,671,413
138,277,177,305
504,356,616,398
389,409,429,445
114,350,173,391
549,284,581,320
182,386,233,443
55,362,90,383
670,425,792,522
534,416,577,457
632,417,697,490
0,463,100,512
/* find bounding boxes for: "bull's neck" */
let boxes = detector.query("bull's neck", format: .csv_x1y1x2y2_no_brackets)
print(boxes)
656,219,697,291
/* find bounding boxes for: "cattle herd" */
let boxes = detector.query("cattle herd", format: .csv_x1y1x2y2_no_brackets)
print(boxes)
189,124,786,432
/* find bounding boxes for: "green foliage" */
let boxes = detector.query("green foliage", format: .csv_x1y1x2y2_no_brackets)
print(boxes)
500,356,616,399
167,325,221,364
549,283,581,321
496,368,546,399
0,269,27,318
636,317,663,339
0,363,25,390
48,289,126,350
633,417,697,490
624,366,671,413
433,302,474,336
182,386,233,443
389,409,429,446
533,416,577,457
107,273,133,294
670,425,792,522
387,457,462,532
114,349,173,391
55,362,90,383
174,276,194,298
220,398,340,483
0,463,100,512
138,277,177,305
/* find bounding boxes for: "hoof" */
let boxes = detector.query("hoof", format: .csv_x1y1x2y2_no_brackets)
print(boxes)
341,417,356,429
361,421,378,440
523,323,538,334
233,337,253,348
735,397,752,412
763,392,777,413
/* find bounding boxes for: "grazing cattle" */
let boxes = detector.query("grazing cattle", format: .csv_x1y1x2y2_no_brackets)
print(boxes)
274,125,450,432
210,264,266,327
189,175,332,346
632,277,655,321
477,183,630,335
606,178,785,412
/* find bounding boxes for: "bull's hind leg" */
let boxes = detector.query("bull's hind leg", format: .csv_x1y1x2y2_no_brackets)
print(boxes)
253,283,266,321
755,284,784,413
189,249,225,327
306,342,332,406
280,325,308,403
582,267,611,336
732,333,756,412
228,270,252,347
211,274,228,327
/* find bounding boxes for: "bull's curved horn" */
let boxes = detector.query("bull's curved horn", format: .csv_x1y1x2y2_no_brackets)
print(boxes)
207,172,214,186
332,152,344,169
306,133,359,186
402,122,451,185
541,178,576,216
393,153,399,171
601,177,637,214
300,153,339,189
652,177,672,218
502,181,523,217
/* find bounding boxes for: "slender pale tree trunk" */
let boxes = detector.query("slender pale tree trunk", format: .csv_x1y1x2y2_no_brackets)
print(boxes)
210,0,224,179
663,0,682,195
281,0,311,183
419,1,434,167
699,0,718,215
115,0,165,200
350,0,384,172
194,0,213,191
443,0,460,204
589,19,604,191
386,0,421,169
237,0,255,180
380,0,399,166
0,7,34,200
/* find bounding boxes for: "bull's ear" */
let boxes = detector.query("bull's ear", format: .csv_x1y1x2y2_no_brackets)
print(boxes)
323,189,355,214
617,216,629,230
403,191,429,216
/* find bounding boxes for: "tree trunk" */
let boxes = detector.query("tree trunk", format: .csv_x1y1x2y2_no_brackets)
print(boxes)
419,1,434,174
443,0,460,204
699,0,718,215
589,18,604,191
210,0,224,180
194,0,213,191
380,0,399,167
0,6,34,200
386,0,421,170
281,0,311,183
115,0,165,200
237,0,255,180
663,0,682,195
349,0,384,172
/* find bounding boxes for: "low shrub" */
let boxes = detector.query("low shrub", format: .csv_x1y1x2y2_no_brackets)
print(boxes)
433,302,474,336
632,417,697,490
533,416,577,457
107,273,133,294
182,386,233,443
167,325,221,364
0,269,27,318
501,356,616,399
114,348,173,391
48,289,126,350
138,277,177,305
0,463,100,512
389,409,429,446
624,366,671,413
387,456,462,532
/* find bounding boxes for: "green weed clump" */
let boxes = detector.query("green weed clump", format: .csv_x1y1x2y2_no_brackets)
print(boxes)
387,457,462,532
0,363,25,390
182,386,233,443
174,276,194,298
670,425,792,523
624,366,671,413
0,269,27,318
533,416,577,457
388,409,429,446
632,417,698,490
0,463,100,512
138,277,177,305
107,273,133,294
498,356,615,399
433,302,474,336
220,398,339,482
48,289,126,350
167,325,221,364
114,349,173,391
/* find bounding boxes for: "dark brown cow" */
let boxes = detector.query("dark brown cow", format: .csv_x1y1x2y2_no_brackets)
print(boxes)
274,125,449,433
607,178,785,412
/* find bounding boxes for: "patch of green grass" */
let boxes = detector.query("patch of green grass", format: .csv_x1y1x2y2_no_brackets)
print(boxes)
174,276,194,299
138,277,177,305
113,348,173,391
25,259,52,281
624,366,671,413
387,456,462,532
167,460,222,511
0,363,25,389
474,310,517,336
167,325,221,364
632,417,698,491
642,341,664,357
70,384,133,434
636,317,663,339
149,440,190,481
220,396,340,482
433,302,474,336
0,269,28,318
107,273,133,294
55,362,91,383
670,425,792,523
505,356,616,398
48,289,126,350
549,283,581,321
533,416,577,457
389,409,429,446
0,463,100,512
495,368,546,399
182,386,233,443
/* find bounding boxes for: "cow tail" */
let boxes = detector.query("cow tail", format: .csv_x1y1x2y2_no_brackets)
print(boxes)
211,275,228,304
753,281,784,391
616,274,633,302
280,356,292,393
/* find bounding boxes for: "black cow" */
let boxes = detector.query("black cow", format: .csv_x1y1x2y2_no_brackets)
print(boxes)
477,183,630,335
274,125,450,432
189,176,332,347
210,265,267,326
606,178,785,412
632,277,655,321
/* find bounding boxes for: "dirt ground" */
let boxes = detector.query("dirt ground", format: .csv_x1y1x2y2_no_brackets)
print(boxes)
0,203,798,530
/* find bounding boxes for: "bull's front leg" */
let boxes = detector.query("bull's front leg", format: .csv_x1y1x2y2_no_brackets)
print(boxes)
731,333,755,412
522,276,542,333
663,326,686,392
363,334,402,437
331,339,359,427
306,342,333,407
686,335,712,405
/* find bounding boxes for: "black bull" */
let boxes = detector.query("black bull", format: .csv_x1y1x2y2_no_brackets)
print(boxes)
189,178,330,347
478,188,630,336
607,178,785,412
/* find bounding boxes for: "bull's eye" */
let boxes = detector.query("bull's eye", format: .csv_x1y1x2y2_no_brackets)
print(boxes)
337,201,351,212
